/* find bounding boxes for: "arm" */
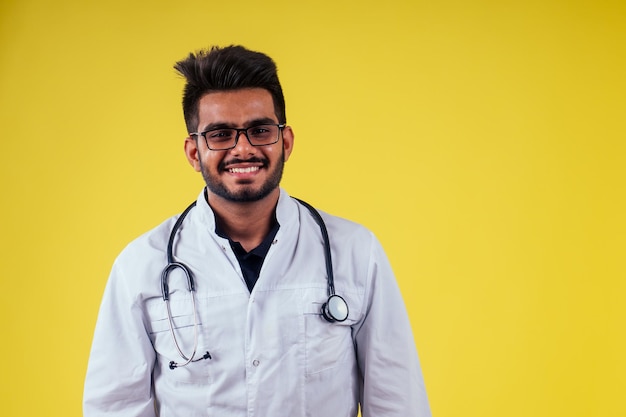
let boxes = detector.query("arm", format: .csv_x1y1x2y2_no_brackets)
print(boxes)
83,259,157,417
353,237,431,417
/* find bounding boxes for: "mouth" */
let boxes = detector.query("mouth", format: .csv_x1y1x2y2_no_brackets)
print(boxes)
228,166,261,174
221,158,268,178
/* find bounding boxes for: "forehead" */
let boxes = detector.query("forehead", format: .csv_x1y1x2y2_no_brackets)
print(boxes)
196,88,275,128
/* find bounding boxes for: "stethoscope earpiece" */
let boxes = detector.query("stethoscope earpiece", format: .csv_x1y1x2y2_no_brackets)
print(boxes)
321,294,349,322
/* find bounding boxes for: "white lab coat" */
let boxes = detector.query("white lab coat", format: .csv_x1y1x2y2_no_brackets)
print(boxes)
84,188,431,417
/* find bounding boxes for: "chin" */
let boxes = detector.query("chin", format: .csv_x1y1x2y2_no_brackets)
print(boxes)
209,184,277,203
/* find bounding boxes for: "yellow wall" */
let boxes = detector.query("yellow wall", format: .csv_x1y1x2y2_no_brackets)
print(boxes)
1,0,624,416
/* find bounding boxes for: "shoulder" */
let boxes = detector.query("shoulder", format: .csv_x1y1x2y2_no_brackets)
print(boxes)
318,209,374,243
114,215,179,268
279,189,377,245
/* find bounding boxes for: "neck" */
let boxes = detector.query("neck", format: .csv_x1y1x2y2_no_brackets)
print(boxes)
207,188,280,251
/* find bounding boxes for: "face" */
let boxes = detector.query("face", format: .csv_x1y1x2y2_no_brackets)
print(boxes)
184,88,294,203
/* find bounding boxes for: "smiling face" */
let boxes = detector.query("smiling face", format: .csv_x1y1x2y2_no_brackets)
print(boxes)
184,88,294,204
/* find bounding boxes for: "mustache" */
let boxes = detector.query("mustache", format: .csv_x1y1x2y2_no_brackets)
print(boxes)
219,157,268,171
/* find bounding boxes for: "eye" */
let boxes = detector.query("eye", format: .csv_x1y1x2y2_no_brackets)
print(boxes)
249,125,274,137
250,126,269,134
207,129,235,141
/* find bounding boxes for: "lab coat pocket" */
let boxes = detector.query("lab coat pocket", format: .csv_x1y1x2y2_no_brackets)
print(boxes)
302,288,357,376
146,297,212,383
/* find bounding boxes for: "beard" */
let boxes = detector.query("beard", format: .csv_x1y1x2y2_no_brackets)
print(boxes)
199,149,285,203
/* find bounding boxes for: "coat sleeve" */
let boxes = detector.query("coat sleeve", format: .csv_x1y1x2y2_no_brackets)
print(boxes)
353,236,431,417
83,258,157,417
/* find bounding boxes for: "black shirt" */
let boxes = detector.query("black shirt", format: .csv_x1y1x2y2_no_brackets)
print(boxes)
215,219,280,292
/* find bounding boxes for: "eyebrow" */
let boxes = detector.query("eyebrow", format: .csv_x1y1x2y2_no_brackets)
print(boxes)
200,117,277,132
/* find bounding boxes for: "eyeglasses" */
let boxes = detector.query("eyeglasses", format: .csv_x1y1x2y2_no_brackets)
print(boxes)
189,124,285,151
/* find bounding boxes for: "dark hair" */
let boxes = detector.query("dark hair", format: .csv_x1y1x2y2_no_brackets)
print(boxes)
174,45,286,133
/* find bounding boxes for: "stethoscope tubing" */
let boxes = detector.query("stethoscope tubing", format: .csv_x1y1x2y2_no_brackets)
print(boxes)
292,198,336,297
161,196,348,369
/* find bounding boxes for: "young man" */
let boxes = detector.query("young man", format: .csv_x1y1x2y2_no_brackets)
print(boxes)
84,45,431,417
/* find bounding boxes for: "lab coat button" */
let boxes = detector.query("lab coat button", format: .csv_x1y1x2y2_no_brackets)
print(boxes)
252,359,260,367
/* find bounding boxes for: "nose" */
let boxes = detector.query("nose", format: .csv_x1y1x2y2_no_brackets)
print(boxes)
231,130,256,156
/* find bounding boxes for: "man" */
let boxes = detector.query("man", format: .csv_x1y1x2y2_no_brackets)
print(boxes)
84,45,431,417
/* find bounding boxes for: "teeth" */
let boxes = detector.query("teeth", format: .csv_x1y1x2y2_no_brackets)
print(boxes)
229,166,260,174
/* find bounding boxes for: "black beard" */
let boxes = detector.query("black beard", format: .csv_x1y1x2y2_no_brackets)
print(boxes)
200,150,285,203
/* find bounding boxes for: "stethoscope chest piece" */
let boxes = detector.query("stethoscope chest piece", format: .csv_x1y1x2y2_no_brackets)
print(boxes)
322,294,349,322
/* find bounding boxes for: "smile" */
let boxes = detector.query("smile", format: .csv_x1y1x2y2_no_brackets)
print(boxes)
228,166,261,174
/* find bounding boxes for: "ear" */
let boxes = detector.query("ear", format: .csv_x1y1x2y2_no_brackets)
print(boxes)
282,126,295,162
184,136,202,172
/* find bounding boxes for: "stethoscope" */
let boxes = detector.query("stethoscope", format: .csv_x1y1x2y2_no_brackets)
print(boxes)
161,197,349,370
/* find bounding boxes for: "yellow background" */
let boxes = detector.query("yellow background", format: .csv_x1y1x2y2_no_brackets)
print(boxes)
1,0,624,416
